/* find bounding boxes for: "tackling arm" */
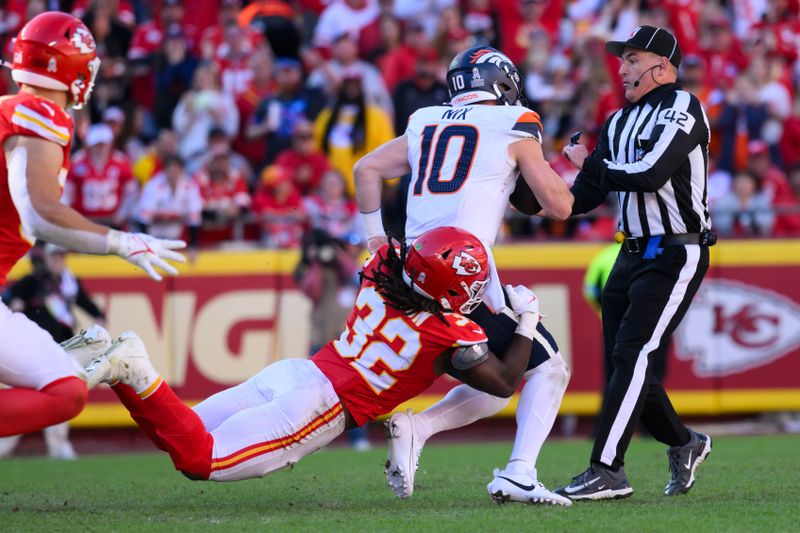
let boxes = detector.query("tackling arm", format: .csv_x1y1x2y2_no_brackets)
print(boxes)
446,285,542,397
353,134,412,252
448,335,533,398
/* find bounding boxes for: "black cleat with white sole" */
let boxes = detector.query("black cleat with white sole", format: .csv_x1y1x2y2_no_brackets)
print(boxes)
556,463,633,501
664,430,712,496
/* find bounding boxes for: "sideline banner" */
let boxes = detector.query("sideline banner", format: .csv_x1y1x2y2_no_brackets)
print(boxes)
7,240,800,427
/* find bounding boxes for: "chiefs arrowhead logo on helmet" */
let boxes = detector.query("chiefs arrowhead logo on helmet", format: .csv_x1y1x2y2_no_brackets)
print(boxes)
70,26,96,54
452,251,481,276
402,227,490,315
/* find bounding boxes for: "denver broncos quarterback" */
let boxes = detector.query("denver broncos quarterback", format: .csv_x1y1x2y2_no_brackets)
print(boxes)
0,12,185,438
353,46,574,505
73,227,546,486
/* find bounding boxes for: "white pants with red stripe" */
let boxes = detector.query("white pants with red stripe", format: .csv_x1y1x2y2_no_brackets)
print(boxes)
0,301,84,390
193,358,346,482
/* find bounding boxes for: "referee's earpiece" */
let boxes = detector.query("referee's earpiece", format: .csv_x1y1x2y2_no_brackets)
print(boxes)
632,63,665,87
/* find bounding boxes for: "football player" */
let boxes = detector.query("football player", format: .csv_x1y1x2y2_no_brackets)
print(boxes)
76,226,562,498
353,46,574,504
0,12,185,437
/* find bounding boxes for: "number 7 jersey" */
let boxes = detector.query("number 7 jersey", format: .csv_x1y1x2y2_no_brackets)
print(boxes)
404,104,543,309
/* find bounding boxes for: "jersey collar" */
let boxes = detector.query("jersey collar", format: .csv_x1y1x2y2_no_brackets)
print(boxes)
635,82,682,107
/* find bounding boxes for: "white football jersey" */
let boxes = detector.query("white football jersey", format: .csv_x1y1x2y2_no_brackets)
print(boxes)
404,104,543,311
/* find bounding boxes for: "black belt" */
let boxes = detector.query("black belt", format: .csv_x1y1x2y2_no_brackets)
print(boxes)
620,231,717,257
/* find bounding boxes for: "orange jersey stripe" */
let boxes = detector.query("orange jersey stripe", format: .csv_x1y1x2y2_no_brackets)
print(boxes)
210,403,343,471
138,376,163,399
515,111,542,126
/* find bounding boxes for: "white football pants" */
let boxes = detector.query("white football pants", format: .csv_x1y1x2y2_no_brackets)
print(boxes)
193,358,346,482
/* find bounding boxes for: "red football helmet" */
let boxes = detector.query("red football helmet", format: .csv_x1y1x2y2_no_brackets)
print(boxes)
403,226,489,315
10,11,100,109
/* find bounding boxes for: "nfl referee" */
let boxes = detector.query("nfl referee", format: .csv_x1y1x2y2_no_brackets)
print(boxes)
557,26,715,501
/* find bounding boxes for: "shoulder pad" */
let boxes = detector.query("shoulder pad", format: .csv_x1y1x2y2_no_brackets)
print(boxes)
451,342,490,371
510,110,543,143
11,97,72,147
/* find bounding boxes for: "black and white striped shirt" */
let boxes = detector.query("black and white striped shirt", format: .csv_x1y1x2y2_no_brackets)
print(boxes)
571,83,711,237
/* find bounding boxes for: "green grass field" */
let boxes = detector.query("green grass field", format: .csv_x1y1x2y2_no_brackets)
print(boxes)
1,435,798,532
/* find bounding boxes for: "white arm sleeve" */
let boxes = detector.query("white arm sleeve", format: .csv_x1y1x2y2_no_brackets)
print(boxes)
7,145,110,254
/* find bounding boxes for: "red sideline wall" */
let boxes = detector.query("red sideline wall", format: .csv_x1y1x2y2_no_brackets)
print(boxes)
8,240,800,427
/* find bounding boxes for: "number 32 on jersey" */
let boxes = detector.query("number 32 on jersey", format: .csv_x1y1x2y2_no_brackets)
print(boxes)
413,124,479,196
332,286,422,394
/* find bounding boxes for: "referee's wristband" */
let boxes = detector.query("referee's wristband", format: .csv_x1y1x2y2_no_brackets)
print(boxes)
514,312,540,340
360,208,384,240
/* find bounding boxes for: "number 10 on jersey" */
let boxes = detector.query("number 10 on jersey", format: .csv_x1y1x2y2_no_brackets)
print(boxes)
413,124,479,195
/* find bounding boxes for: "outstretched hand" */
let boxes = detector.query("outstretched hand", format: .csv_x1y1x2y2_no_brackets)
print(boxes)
107,230,187,281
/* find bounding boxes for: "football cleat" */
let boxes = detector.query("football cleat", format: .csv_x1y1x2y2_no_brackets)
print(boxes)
84,331,159,392
664,431,712,496
384,410,425,499
556,463,633,501
488,468,572,506
61,324,112,368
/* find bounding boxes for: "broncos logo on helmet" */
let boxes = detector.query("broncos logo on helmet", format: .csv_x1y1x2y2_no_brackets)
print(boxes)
468,49,495,62
447,46,526,107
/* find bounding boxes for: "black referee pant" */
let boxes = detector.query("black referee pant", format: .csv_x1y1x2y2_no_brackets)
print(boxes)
591,243,709,469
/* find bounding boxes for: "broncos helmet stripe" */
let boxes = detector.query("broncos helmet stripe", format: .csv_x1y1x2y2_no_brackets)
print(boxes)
446,46,527,107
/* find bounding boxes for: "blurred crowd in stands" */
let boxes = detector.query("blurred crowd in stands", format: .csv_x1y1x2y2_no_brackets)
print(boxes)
2,0,800,250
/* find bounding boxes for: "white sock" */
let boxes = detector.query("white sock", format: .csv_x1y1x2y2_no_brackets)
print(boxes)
116,332,162,398
129,361,163,398
413,384,510,443
507,353,570,473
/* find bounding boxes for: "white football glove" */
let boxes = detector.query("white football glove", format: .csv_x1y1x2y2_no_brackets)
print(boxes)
107,230,186,281
505,284,540,317
505,284,541,340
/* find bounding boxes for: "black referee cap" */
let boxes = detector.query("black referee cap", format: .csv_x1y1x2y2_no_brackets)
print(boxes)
605,26,682,68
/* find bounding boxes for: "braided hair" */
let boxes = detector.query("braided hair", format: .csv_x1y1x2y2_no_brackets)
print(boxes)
360,239,449,324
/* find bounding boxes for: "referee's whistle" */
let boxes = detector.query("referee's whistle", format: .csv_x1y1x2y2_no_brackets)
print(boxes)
569,131,582,145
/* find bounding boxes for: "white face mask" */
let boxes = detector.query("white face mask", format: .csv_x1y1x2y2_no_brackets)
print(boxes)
458,278,488,314
71,56,101,109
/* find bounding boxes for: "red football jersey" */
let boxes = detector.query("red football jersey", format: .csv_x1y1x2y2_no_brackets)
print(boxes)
312,245,488,426
0,93,73,285
201,24,264,62
196,170,251,211
66,150,134,220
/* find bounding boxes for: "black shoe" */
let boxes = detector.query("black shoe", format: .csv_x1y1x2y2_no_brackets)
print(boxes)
664,431,712,496
555,463,633,501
